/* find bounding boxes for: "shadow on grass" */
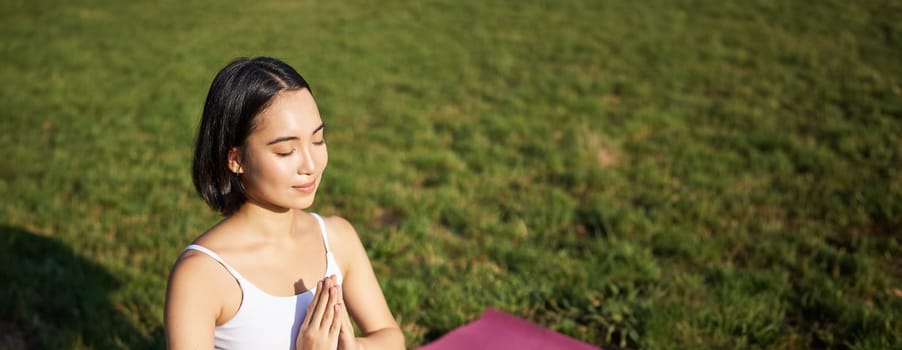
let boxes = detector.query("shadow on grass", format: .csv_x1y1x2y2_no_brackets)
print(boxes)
0,225,162,349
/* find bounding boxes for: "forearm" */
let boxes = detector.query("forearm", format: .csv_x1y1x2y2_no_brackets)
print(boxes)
356,327,405,350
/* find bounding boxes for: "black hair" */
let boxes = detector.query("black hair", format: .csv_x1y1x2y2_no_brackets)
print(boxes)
192,57,311,215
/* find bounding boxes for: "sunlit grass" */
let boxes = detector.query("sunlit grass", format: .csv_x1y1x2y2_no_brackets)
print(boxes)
1,0,900,348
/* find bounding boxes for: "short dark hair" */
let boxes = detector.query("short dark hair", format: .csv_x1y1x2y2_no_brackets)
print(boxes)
192,57,311,215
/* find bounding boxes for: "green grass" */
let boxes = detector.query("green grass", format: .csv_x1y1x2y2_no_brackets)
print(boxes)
1,0,900,348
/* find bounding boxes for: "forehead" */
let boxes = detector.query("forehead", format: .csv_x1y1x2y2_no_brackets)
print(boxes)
252,89,321,135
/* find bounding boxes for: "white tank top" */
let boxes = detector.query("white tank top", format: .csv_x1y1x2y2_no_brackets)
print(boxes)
184,213,343,350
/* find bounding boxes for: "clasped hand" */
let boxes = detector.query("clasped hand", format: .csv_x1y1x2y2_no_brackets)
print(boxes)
296,275,358,350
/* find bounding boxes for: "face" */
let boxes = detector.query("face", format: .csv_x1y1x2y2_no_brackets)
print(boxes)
229,89,328,211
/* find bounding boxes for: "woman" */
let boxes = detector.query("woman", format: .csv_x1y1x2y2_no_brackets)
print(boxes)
165,57,404,350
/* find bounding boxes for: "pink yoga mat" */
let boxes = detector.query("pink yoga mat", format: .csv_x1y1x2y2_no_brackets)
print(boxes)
418,308,600,350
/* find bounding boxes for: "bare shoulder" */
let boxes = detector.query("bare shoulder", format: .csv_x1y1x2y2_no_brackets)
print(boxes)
168,249,235,292
172,249,221,275
165,249,236,347
169,220,244,295
319,215,370,272
320,214,359,241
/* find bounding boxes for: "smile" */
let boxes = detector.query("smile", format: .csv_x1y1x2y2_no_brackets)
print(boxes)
293,180,317,193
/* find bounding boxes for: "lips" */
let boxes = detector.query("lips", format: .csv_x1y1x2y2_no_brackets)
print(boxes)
293,180,317,193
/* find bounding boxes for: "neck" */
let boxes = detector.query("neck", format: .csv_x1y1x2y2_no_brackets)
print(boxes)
230,201,309,242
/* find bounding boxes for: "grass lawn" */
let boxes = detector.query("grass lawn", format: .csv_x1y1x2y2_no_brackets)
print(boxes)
1,0,900,348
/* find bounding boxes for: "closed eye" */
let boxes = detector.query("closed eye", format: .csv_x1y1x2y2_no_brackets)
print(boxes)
276,149,295,157
312,124,326,146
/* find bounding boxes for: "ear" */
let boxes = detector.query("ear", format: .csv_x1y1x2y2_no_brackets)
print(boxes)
228,147,243,174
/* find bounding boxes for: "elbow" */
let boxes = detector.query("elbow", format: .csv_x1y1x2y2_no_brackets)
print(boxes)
361,326,405,350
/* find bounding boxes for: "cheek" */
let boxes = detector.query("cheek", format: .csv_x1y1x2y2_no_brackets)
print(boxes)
318,146,329,171
272,160,297,176
246,158,290,183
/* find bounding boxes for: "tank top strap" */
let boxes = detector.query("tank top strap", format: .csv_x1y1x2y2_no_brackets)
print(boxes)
310,213,332,254
184,244,245,281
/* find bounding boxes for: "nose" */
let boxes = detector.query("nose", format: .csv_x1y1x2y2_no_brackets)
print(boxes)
297,145,316,175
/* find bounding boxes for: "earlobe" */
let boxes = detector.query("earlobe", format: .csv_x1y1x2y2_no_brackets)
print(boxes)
228,147,243,174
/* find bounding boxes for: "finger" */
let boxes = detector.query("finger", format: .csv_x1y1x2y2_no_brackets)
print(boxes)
302,279,323,328
320,285,337,328
332,302,346,336
311,279,331,325
334,285,353,339
336,281,349,323
339,301,354,338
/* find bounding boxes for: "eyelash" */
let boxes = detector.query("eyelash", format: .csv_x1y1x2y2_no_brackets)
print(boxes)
276,140,324,156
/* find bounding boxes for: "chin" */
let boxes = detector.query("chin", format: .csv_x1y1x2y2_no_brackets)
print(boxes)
257,196,317,212
295,197,317,210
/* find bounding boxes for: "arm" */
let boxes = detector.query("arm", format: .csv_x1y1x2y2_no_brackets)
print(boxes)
328,217,405,350
164,252,231,350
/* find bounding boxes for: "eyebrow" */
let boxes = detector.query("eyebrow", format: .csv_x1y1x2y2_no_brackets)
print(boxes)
265,123,325,145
